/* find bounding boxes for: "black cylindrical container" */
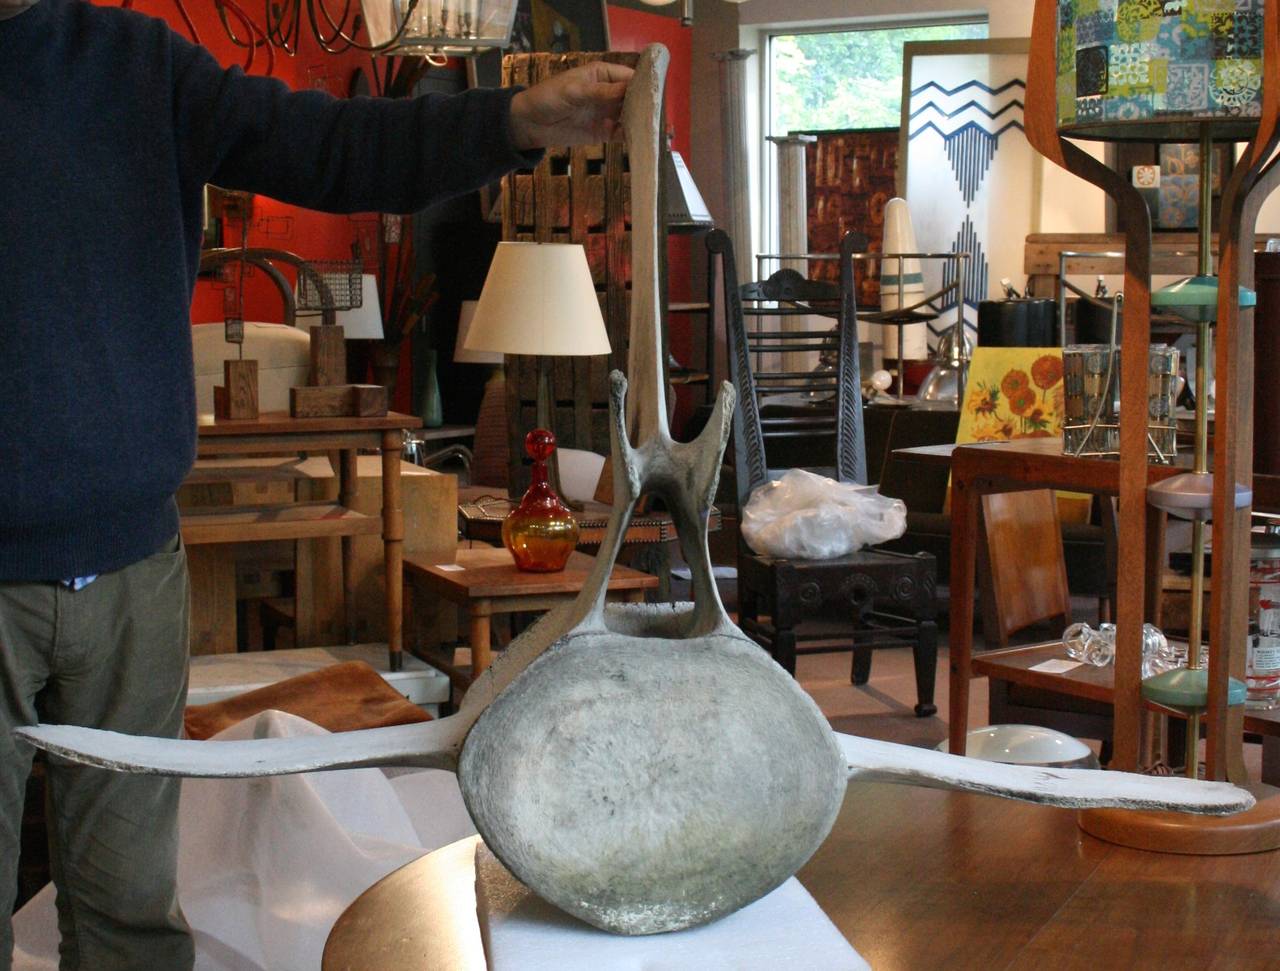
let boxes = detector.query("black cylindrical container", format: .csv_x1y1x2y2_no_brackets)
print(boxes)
1074,297,1118,345
977,298,1057,347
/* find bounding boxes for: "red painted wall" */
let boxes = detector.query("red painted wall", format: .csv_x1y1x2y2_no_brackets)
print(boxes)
95,0,693,415
103,0,374,326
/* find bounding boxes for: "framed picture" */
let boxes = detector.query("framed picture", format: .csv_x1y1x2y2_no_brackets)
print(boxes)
530,0,609,53
465,0,609,89
897,38,1034,351
1111,141,1234,233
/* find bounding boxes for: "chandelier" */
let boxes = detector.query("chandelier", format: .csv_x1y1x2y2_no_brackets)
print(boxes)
145,0,518,71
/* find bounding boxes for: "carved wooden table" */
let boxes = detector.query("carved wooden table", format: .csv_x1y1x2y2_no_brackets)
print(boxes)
404,547,658,681
180,411,421,670
323,782,1280,970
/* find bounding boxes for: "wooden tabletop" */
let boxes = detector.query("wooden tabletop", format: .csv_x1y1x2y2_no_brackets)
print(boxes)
893,438,1280,511
324,782,1280,970
196,410,422,436
801,783,1280,969
973,641,1280,739
405,547,658,600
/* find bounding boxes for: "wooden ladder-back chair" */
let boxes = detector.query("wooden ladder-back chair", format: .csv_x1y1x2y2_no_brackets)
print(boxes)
709,229,939,716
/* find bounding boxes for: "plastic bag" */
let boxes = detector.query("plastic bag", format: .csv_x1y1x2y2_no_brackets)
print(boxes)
740,468,907,560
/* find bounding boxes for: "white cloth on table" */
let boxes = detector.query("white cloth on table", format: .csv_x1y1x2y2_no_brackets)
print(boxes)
13,710,475,971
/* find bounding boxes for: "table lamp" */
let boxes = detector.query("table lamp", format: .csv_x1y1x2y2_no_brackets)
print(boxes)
453,300,503,366
463,242,612,566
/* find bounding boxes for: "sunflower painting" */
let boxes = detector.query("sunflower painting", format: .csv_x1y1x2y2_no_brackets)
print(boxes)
954,346,1089,523
959,348,1066,444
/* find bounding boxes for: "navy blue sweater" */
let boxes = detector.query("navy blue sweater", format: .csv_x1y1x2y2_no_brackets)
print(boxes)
0,0,536,581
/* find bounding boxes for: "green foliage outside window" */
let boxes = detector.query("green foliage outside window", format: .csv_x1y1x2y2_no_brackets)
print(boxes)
771,22,988,133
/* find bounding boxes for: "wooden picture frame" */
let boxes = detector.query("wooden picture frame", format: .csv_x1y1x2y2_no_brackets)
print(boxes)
529,0,609,53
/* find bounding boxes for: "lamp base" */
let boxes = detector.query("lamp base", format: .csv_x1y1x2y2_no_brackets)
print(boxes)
1078,783,1280,855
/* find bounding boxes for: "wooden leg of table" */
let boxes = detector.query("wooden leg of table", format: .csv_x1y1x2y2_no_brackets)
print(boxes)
382,430,405,673
469,602,493,677
340,449,358,645
1263,736,1280,788
625,589,645,603
948,470,980,755
658,542,673,602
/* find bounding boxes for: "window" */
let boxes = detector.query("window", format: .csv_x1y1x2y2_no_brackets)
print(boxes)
769,21,989,135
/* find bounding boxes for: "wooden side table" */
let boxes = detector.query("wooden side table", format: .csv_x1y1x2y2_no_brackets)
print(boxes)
457,492,722,601
896,438,1280,769
404,547,659,681
180,411,421,670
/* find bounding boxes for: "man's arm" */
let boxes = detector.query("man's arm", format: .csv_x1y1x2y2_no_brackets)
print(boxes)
172,39,630,215
509,61,632,149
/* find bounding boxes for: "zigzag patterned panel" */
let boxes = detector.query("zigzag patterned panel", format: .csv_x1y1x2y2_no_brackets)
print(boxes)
904,54,1032,349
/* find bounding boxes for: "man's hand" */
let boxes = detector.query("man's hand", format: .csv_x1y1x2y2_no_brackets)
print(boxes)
509,62,634,151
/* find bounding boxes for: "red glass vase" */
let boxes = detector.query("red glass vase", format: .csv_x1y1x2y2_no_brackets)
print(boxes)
502,429,579,572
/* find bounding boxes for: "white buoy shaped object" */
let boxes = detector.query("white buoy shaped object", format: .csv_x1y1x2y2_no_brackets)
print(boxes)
880,197,929,360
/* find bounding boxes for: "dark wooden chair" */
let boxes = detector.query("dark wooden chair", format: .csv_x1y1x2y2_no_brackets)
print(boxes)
708,229,938,716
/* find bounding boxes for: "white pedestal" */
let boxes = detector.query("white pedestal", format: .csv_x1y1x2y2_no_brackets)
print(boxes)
187,644,451,717
398,836,867,970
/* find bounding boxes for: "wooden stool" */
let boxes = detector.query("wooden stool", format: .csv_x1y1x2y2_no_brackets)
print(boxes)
404,547,659,682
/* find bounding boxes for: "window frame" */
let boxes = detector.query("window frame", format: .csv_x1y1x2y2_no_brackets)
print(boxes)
756,16,989,271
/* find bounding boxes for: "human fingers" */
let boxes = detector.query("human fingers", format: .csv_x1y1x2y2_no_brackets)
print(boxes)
584,61,634,84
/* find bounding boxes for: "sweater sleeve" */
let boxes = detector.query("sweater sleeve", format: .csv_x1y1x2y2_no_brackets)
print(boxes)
171,38,541,215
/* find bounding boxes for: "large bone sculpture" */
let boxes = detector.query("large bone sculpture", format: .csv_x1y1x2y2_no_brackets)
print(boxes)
18,45,1254,937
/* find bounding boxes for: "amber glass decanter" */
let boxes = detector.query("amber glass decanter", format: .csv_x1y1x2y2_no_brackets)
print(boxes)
502,429,579,572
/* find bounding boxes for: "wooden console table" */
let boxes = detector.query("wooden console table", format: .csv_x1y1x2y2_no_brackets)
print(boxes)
180,411,422,671
896,438,1280,763
971,641,1280,785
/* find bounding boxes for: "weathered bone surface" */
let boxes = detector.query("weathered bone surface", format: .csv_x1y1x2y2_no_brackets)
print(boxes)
14,42,1256,940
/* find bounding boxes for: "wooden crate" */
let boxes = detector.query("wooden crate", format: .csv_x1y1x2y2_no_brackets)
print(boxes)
180,457,306,655
501,51,641,493
296,457,457,646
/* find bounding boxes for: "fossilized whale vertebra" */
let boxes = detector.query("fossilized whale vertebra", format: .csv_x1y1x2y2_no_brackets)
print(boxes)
16,44,1254,938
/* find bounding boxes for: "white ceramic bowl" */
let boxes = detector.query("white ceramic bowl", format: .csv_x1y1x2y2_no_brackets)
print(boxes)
937,724,1100,770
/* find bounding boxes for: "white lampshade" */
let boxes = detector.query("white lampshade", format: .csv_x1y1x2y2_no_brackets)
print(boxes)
453,300,503,365
464,242,611,358
333,274,384,340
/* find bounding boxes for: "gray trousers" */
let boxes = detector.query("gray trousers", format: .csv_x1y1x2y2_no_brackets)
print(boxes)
0,538,194,971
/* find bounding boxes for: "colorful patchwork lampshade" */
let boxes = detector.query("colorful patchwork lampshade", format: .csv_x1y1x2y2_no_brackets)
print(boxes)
1056,0,1265,141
